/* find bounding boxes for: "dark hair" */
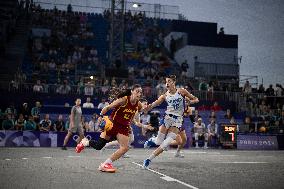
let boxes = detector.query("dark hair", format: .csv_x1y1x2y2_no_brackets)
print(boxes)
140,98,148,103
109,84,141,101
166,75,176,82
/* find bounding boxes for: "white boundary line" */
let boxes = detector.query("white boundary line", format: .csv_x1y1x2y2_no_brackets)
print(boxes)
218,162,268,164
131,162,199,189
41,157,52,159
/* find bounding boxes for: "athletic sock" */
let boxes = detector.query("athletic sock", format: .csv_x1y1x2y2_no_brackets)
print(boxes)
103,158,113,164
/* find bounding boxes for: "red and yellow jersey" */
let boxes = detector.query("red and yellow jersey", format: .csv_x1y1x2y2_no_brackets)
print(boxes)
110,96,141,126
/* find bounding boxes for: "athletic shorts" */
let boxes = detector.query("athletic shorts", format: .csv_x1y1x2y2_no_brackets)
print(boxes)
69,124,84,135
102,116,130,137
164,114,183,130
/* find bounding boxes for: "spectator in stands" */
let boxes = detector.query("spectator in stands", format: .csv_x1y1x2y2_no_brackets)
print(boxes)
207,81,214,100
243,80,252,96
54,114,65,132
33,79,43,93
88,113,101,132
275,84,283,97
82,97,94,108
266,84,275,96
31,101,41,126
197,104,209,111
24,115,37,130
219,27,225,35
194,118,208,149
5,103,17,119
210,101,222,112
181,60,189,79
81,116,89,132
258,84,265,93
39,114,52,131
57,80,71,94
224,109,233,119
209,111,217,122
193,109,202,123
207,119,219,147
2,114,15,130
141,110,151,137
97,98,109,109
15,114,26,130
101,79,110,95
65,115,71,131
155,79,166,97
243,116,255,133
199,79,208,91
84,82,94,96
20,102,30,120
76,77,85,95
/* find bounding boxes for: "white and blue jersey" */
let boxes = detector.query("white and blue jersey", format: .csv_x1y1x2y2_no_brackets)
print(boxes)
163,90,185,129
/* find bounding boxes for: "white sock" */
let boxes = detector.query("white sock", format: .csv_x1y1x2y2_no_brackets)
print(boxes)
204,142,208,147
103,158,113,164
148,154,156,161
176,149,181,154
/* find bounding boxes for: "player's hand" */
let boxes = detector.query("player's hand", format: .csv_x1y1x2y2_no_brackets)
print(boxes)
146,124,154,131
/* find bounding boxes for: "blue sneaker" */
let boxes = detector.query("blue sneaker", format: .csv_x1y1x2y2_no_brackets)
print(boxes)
143,159,151,169
144,138,157,149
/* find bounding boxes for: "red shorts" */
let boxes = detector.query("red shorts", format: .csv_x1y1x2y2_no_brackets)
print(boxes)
105,120,130,137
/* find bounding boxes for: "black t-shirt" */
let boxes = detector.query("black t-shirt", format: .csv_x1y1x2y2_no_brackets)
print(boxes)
54,120,65,131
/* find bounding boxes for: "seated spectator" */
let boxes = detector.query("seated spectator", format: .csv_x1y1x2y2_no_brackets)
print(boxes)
210,101,222,112
193,109,202,123
15,114,26,130
209,111,216,122
275,84,283,97
57,80,71,94
84,82,94,96
33,80,43,93
24,115,37,131
5,103,17,119
194,118,208,149
97,98,109,109
39,114,52,131
2,114,15,130
243,116,255,133
81,116,89,132
20,102,30,120
224,109,233,119
31,101,41,125
65,115,71,131
140,110,151,137
207,119,219,147
88,113,101,132
82,97,94,108
54,114,65,132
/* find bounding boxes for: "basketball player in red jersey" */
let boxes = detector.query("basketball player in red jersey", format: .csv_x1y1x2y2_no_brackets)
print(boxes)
76,84,153,173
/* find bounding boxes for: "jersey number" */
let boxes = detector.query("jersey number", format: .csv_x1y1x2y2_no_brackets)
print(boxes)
124,114,130,120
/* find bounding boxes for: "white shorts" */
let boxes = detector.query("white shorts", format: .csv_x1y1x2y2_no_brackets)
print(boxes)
164,114,183,129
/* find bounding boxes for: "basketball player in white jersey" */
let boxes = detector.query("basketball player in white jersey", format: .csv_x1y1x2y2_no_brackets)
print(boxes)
143,75,199,168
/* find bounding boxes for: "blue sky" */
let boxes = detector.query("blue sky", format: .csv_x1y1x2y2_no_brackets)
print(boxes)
134,0,284,88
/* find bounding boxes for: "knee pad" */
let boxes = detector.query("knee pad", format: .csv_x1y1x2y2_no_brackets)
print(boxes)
89,137,108,150
160,132,177,150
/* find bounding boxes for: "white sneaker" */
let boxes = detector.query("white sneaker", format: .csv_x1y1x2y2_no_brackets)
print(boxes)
122,154,130,158
81,137,89,146
203,146,208,149
195,146,199,149
174,153,184,158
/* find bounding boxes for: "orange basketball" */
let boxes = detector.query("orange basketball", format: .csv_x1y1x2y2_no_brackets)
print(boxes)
259,126,266,133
